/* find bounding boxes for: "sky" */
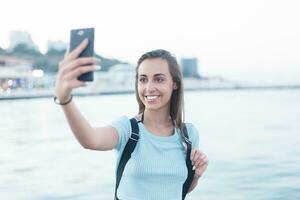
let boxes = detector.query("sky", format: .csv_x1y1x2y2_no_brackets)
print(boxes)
1,0,300,84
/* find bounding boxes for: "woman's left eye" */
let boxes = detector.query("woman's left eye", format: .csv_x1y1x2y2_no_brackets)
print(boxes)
156,78,164,83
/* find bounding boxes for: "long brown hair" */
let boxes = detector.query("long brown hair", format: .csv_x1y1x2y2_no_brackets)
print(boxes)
135,49,185,130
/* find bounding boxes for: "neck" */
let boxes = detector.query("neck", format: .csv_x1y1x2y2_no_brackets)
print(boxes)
143,108,172,126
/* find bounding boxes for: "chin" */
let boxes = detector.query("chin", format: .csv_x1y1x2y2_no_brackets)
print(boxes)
144,104,159,110
144,103,169,112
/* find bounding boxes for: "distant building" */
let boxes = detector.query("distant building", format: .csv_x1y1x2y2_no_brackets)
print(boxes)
0,56,33,92
94,63,135,91
47,40,66,52
107,64,135,82
0,55,33,67
181,58,200,78
9,31,39,51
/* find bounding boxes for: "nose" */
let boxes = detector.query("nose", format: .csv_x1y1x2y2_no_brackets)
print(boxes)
145,81,156,92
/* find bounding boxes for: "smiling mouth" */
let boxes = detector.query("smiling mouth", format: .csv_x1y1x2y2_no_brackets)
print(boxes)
144,95,160,101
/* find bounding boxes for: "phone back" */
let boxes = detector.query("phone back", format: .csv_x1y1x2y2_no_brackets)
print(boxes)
70,28,94,81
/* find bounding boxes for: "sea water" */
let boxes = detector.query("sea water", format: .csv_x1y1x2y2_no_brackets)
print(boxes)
0,89,299,200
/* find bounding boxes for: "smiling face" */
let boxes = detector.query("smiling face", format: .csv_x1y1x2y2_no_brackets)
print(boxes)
135,49,184,127
137,58,177,112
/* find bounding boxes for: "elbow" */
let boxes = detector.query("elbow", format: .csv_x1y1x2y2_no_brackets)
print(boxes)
82,143,92,150
77,129,98,150
81,141,112,151
80,141,96,150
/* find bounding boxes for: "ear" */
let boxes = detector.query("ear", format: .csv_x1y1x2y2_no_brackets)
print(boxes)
173,82,178,90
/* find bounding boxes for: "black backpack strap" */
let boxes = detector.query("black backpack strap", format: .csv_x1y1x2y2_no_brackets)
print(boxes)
182,123,195,200
114,117,139,200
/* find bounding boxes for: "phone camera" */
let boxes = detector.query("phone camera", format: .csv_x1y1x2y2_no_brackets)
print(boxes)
78,30,84,36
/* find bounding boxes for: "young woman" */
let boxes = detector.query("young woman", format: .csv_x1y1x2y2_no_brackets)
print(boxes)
54,39,208,200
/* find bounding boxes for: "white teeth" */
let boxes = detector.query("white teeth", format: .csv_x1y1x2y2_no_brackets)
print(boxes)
145,96,159,100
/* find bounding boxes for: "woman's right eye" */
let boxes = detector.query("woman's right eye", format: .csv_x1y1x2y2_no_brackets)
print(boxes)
139,78,146,83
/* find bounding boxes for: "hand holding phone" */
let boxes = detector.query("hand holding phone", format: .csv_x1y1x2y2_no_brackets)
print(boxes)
70,28,95,81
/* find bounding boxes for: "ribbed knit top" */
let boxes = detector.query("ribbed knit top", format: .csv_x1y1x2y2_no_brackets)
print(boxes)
111,116,199,200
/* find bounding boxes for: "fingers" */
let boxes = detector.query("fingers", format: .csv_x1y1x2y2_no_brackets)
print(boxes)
190,149,209,171
67,38,89,61
196,158,208,174
195,154,208,168
60,39,88,67
55,39,92,97
61,57,97,75
65,65,96,80
200,156,209,167
57,58,96,92
190,148,196,160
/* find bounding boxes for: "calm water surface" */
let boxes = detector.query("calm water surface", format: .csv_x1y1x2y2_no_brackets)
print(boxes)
0,89,299,200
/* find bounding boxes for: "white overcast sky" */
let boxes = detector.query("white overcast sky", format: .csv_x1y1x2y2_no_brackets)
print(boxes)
1,0,300,83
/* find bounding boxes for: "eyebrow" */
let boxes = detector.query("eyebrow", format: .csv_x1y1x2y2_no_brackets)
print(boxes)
139,73,166,77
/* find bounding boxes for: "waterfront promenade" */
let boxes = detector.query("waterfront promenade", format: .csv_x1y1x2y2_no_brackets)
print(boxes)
1,82,300,100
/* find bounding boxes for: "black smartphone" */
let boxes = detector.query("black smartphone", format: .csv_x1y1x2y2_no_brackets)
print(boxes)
70,27,94,82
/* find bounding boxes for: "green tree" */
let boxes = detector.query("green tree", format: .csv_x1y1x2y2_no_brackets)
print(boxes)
12,44,42,56
0,45,127,73
95,54,128,71
46,48,66,56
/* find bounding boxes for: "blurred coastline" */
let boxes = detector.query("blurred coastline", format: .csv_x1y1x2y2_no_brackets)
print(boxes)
1,74,300,101
1,30,300,101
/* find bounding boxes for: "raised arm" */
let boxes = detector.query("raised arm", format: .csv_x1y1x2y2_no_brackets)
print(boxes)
55,39,118,151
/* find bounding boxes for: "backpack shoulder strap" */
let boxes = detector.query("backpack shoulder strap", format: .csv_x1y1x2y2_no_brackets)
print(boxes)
182,123,195,200
114,117,139,200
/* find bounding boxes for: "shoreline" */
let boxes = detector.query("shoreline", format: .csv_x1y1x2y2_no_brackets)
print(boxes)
1,85,300,101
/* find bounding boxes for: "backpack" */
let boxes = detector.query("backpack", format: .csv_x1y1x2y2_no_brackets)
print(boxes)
114,117,195,200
